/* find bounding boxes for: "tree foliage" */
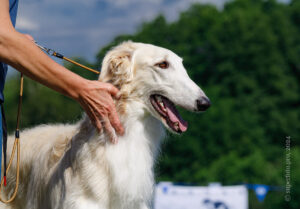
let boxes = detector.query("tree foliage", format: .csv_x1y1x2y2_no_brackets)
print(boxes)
4,0,300,208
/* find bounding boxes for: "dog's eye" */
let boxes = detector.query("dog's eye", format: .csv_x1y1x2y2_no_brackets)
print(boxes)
156,61,169,69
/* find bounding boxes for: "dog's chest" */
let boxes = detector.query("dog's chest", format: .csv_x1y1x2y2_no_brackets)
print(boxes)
105,117,164,204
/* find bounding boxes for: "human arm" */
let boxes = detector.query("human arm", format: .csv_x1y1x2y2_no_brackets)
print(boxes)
0,0,124,142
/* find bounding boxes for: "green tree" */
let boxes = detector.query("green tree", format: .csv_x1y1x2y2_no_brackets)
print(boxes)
3,0,299,208
96,1,299,208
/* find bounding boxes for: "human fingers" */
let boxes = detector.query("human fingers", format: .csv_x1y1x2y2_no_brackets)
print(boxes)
102,117,118,144
98,82,119,97
94,117,103,133
108,105,124,136
86,107,103,133
97,91,124,135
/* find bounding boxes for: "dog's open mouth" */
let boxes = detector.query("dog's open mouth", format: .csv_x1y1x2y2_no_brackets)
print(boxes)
150,95,188,133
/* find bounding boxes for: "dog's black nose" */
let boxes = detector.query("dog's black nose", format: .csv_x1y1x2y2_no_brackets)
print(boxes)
196,96,211,111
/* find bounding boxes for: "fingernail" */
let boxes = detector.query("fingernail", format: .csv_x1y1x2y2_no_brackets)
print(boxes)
116,93,122,100
113,137,118,144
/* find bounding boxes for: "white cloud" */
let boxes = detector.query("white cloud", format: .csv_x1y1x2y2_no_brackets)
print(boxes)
162,0,228,21
14,0,227,61
106,0,163,7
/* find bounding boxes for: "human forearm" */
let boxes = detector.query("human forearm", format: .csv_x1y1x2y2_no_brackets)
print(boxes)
0,0,124,139
0,29,86,100
0,29,124,139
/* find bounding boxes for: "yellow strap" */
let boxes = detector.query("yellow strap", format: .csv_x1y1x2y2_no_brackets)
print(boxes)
63,57,100,74
0,138,20,203
0,45,100,203
0,74,23,203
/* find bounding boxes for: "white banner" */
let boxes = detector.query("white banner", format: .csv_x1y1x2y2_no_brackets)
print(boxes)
154,182,248,209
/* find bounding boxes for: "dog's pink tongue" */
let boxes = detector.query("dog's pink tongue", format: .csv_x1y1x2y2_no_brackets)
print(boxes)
163,98,188,132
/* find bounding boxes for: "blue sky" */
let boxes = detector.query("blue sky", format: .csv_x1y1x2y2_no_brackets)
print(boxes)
10,0,289,76
15,0,228,62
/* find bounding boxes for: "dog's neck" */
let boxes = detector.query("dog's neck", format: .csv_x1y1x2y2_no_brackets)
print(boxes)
120,99,165,155
108,99,166,203
50,89,166,207
71,99,165,204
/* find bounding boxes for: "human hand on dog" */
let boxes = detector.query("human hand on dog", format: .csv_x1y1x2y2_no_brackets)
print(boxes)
77,80,124,143
23,34,125,143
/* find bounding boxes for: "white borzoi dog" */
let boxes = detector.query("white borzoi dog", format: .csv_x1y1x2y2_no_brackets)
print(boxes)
0,41,210,209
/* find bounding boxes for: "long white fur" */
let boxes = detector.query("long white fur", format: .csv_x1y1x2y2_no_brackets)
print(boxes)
0,42,207,209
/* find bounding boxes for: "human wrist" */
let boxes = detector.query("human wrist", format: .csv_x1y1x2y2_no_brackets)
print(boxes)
0,27,18,61
68,76,90,102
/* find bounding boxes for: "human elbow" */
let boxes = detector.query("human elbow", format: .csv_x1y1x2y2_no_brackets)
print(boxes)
0,27,15,61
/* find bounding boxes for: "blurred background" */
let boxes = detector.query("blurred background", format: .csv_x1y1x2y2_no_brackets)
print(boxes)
4,0,300,208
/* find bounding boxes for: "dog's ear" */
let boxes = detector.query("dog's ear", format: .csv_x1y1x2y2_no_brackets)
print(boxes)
99,42,136,88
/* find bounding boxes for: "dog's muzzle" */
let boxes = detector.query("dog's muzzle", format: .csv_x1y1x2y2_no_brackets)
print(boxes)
196,96,211,111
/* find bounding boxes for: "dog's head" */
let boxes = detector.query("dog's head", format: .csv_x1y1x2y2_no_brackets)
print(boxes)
99,41,210,134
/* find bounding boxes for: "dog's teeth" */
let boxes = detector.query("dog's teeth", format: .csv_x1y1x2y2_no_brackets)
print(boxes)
156,95,162,102
156,95,167,111
159,101,164,107
159,101,167,112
